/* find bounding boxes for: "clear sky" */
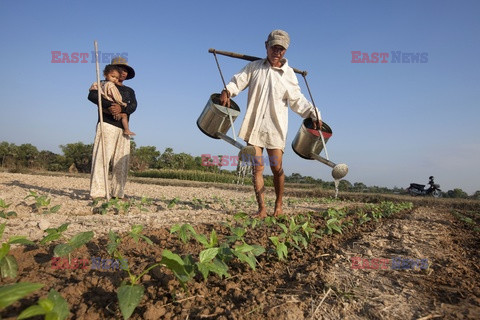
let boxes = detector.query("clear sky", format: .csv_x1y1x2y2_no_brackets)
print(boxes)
0,0,479,194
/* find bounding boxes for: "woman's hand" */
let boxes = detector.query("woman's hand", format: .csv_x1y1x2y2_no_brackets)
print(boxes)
108,104,122,116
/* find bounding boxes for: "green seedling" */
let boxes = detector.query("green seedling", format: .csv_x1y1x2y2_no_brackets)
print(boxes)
160,249,196,291
129,225,153,245
40,223,69,245
17,289,69,320
0,282,44,310
106,229,157,319
191,197,207,210
269,236,288,261
115,250,160,320
53,231,94,257
0,198,17,219
196,247,230,280
0,223,34,279
324,218,343,234
269,215,317,260
94,198,132,215
167,197,180,209
107,230,121,256
231,243,265,270
135,196,153,212
232,212,260,229
24,191,61,214
170,223,197,244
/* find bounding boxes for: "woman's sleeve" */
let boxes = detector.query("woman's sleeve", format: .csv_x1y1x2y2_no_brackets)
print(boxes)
124,87,137,115
88,89,113,111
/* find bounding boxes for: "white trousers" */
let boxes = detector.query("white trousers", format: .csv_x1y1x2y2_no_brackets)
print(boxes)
90,122,130,198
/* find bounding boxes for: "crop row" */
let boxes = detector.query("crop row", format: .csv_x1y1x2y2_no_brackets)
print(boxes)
0,199,413,319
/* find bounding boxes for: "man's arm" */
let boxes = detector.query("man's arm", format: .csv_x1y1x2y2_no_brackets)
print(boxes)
220,61,254,106
284,70,322,128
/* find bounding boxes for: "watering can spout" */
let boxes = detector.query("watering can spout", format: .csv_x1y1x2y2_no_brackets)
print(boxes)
310,153,349,180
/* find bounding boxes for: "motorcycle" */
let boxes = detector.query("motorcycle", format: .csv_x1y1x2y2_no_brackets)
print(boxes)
407,180,442,198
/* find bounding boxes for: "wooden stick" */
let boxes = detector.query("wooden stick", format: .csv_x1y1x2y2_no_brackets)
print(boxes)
94,41,110,200
208,48,308,76
314,288,332,315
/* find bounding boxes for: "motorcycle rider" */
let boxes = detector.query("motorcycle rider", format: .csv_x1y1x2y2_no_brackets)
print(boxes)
428,176,435,189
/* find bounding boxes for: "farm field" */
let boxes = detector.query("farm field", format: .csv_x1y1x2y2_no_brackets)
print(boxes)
0,171,479,320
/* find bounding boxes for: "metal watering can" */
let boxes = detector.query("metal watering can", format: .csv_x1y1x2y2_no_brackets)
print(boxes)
196,93,247,151
291,118,348,180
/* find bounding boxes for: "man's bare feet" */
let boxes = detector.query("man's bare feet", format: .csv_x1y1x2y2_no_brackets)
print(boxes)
252,207,267,219
273,203,283,217
123,130,136,136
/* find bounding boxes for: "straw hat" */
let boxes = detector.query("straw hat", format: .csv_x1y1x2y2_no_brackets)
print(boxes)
111,56,135,79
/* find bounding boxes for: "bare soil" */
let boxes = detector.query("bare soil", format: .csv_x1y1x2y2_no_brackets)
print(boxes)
1,171,479,319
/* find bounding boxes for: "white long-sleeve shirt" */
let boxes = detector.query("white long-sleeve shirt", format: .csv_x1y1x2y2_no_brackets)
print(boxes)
225,58,320,150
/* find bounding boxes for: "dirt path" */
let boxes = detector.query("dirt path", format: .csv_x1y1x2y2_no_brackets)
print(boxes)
1,172,479,319
317,206,480,319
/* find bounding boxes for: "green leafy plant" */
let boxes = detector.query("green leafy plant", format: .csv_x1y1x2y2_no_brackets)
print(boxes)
0,223,34,279
40,223,69,245
17,289,69,320
115,252,160,320
53,231,94,257
160,249,196,291
135,196,153,212
93,198,132,215
170,223,197,244
106,229,158,320
0,282,44,310
322,208,346,234
24,191,61,214
0,198,17,219
269,215,317,260
191,197,207,210
269,236,288,261
128,225,153,245
167,197,180,209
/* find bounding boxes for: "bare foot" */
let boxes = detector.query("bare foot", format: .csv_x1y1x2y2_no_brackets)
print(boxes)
252,207,267,219
123,130,136,136
273,203,283,217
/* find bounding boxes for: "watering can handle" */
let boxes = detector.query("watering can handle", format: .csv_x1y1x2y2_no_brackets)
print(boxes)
302,74,329,161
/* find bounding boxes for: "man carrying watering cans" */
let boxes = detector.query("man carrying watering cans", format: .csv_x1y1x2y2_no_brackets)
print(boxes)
220,30,322,218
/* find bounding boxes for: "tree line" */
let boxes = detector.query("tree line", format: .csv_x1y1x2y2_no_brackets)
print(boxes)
0,141,478,199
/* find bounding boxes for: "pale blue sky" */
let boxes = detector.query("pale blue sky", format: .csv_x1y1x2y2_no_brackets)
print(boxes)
0,0,479,194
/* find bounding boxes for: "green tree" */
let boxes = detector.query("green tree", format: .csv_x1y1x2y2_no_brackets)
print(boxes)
0,142,17,168
173,152,196,170
16,144,39,168
447,188,468,199
131,146,160,171
471,191,480,200
60,142,93,173
158,147,175,169
37,151,66,171
338,179,352,191
353,182,367,192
